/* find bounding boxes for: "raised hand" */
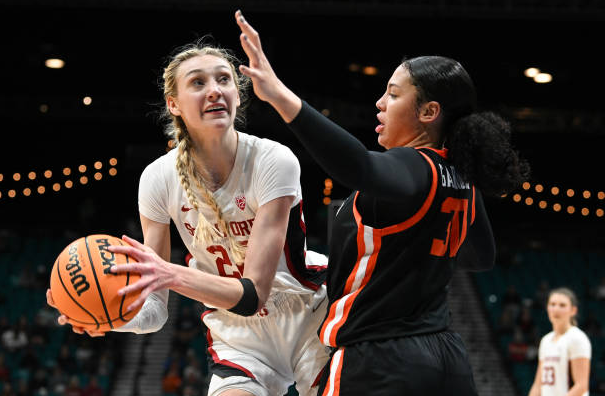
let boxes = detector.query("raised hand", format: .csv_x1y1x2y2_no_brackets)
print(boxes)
235,10,302,123
108,235,176,312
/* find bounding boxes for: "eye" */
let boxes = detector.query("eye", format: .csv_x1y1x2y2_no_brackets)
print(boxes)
218,75,230,84
192,79,204,86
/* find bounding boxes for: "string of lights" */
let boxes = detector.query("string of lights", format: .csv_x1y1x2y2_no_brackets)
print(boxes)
510,181,604,218
0,158,118,200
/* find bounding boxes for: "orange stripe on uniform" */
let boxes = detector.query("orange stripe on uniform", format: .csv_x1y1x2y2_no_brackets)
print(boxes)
374,150,438,236
320,205,382,346
322,348,344,396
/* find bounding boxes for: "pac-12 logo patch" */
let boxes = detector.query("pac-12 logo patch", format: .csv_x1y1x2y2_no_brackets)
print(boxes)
235,195,246,211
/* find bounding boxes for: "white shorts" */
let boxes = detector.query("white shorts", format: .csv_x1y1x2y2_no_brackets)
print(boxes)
203,285,329,396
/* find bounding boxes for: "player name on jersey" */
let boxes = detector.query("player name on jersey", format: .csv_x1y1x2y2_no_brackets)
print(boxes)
438,163,470,190
184,218,255,237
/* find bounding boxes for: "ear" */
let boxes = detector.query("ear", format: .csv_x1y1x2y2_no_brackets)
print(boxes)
167,96,181,117
570,305,578,318
236,91,241,108
418,101,440,123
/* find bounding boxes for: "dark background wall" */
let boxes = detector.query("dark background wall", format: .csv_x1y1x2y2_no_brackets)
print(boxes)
1,0,604,252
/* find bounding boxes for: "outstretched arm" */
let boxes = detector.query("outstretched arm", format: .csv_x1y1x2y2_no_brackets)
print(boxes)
109,195,294,315
235,10,429,200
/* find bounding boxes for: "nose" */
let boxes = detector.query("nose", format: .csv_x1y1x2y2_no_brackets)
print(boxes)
376,92,386,111
206,81,221,101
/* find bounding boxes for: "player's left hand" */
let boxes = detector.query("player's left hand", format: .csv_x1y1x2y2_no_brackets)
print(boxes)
107,235,176,312
235,10,288,104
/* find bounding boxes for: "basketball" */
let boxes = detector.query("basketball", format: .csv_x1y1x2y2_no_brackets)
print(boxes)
49,234,142,332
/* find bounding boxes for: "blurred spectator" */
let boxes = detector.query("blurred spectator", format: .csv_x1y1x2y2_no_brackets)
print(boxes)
174,305,201,352
81,375,104,396
64,375,83,396
497,308,516,337
14,378,30,396
19,345,40,375
182,349,205,389
34,304,59,329
48,366,69,395
2,323,28,352
0,382,16,396
508,328,529,363
516,306,538,343
502,284,522,320
533,279,550,309
162,361,183,395
56,345,77,374
0,353,10,382
163,350,186,376
31,366,49,394
74,339,94,373
30,315,49,347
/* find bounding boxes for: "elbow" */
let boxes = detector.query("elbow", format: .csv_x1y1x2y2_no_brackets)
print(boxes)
228,277,266,317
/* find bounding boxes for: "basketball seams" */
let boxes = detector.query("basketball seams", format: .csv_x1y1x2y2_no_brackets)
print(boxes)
51,234,142,332
55,250,100,327
84,236,114,330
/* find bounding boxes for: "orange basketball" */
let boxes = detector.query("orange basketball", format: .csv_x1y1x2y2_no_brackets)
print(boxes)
49,234,142,332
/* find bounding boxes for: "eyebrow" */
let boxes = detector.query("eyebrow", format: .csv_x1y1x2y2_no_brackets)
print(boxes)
184,65,231,78
388,83,400,89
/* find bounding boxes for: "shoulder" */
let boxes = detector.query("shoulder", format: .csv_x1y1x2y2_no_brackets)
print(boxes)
540,331,554,345
140,149,178,186
241,132,299,168
568,326,591,344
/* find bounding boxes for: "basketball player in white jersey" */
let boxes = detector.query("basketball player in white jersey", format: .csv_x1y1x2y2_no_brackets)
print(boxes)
47,41,329,396
528,287,591,396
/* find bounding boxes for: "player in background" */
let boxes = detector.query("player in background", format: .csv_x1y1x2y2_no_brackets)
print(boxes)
529,288,591,396
235,10,529,395
48,40,329,396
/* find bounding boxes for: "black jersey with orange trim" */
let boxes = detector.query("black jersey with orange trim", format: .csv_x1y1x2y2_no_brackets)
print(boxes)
319,147,476,347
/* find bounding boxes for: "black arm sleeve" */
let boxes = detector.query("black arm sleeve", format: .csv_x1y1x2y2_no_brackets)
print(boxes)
456,189,496,272
287,100,430,201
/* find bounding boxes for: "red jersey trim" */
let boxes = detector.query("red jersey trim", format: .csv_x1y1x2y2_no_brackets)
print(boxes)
204,311,257,380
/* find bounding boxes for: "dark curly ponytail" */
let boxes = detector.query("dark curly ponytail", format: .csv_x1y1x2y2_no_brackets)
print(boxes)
404,56,530,197
448,112,530,197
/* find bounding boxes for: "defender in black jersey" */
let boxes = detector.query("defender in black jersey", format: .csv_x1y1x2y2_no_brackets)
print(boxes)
236,10,529,395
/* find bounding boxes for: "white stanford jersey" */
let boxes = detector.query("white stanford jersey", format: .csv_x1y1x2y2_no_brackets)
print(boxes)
138,131,326,297
539,326,591,396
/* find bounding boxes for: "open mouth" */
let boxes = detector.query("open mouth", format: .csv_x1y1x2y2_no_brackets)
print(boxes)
205,106,226,113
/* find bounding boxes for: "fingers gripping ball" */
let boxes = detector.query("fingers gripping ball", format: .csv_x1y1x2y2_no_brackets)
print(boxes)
50,234,142,332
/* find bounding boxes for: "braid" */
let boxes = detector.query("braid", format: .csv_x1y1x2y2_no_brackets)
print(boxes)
173,121,246,263
188,158,247,264
176,138,217,246
161,41,250,264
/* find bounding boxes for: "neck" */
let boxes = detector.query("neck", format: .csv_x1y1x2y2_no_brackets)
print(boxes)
403,130,439,148
553,322,572,335
190,128,238,190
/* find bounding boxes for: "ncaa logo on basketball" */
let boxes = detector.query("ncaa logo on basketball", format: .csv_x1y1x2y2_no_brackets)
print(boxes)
235,195,246,211
65,243,90,296
96,238,117,275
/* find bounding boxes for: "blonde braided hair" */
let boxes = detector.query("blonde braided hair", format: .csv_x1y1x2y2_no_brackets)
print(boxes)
161,40,250,264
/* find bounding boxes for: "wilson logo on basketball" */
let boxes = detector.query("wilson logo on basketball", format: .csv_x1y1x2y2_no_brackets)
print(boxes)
66,243,90,296
235,195,246,211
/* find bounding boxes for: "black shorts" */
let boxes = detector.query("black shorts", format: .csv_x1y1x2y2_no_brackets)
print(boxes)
316,331,478,396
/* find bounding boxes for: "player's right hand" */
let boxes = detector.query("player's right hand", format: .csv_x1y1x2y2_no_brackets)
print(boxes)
46,288,106,337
